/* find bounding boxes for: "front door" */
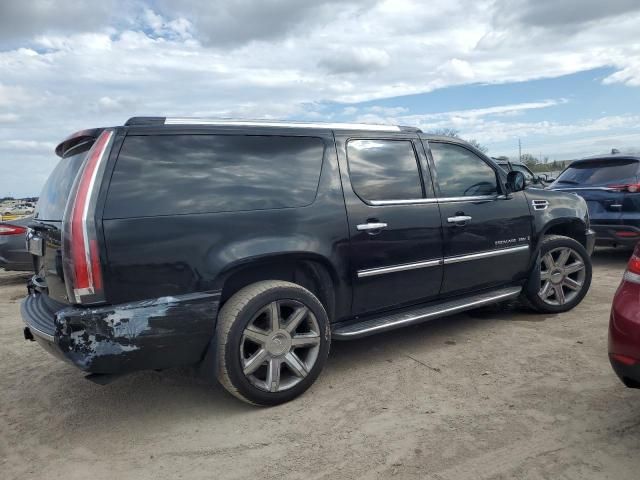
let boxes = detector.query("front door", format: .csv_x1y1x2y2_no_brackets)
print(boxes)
336,135,444,316
427,141,532,297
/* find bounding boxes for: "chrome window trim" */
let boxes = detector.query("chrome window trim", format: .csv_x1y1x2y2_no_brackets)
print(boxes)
164,118,404,132
436,195,497,204
369,198,437,205
357,259,442,278
356,244,529,277
443,244,529,265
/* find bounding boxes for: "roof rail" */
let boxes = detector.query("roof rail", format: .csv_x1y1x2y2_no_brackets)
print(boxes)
125,116,421,132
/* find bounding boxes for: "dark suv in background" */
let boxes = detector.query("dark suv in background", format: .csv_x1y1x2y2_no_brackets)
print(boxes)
549,152,640,247
22,118,594,405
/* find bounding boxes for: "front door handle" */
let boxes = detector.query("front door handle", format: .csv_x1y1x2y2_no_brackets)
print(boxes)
357,222,388,231
447,215,472,224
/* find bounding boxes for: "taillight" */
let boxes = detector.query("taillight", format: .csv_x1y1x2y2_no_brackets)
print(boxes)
608,183,640,193
0,224,26,236
62,130,113,304
623,243,640,284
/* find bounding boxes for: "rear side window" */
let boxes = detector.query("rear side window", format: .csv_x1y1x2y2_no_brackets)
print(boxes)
347,139,423,201
104,135,324,218
35,151,87,221
555,159,639,186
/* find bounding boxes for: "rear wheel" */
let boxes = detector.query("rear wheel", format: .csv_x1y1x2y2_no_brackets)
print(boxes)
216,281,330,406
524,235,592,313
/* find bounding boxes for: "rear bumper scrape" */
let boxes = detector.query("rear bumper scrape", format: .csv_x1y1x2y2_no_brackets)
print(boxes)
22,291,221,374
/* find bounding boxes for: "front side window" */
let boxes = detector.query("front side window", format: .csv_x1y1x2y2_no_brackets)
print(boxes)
347,139,423,202
430,143,498,197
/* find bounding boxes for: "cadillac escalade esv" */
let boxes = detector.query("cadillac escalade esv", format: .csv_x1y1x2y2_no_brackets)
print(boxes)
22,117,595,405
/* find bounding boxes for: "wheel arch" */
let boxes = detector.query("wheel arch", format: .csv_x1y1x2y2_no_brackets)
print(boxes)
525,218,590,285
215,253,341,323
540,219,588,248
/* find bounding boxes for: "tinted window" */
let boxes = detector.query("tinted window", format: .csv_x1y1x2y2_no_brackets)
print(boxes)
104,135,324,218
555,159,638,186
430,143,498,197
512,164,534,181
347,139,422,201
35,151,87,221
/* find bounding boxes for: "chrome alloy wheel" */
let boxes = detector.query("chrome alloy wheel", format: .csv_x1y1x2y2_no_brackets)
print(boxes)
538,247,586,306
240,300,321,393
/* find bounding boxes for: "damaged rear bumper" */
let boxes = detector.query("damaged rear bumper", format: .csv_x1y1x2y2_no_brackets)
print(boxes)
21,291,220,374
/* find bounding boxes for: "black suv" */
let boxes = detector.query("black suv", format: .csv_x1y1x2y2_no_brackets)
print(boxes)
549,152,640,247
22,118,595,405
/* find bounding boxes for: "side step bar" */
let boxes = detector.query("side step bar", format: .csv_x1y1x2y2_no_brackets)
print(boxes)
332,286,522,340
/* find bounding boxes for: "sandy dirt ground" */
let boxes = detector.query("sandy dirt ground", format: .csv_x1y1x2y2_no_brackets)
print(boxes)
1,248,639,480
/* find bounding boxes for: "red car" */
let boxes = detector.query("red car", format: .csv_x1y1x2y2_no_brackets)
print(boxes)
609,244,640,388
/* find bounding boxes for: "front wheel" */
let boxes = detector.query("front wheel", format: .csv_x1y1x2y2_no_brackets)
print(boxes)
215,281,330,406
523,235,592,313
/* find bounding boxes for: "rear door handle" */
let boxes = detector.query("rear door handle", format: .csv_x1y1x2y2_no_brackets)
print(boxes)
447,215,472,224
357,222,388,231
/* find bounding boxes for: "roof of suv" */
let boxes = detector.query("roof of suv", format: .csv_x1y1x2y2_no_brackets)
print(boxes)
124,116,422,133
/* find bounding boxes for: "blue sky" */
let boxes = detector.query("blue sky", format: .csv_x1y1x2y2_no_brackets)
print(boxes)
1,0,640,196
324,67,640,161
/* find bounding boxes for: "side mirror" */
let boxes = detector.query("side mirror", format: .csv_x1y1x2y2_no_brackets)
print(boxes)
506,171,526,192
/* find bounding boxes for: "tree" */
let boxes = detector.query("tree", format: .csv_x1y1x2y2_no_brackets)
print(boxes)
520,153,538,168
430,128,489,154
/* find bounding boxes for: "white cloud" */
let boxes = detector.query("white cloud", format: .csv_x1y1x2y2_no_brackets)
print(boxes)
0,0,640,196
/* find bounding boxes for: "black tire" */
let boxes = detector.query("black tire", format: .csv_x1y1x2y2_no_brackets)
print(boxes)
523,234,592,313
216,280,331,406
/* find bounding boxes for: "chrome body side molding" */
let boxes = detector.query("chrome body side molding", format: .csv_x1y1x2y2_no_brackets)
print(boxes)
356,244,530,278
357,259,442,278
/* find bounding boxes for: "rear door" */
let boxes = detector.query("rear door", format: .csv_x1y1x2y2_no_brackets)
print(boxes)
550,158,640,227
335,133,443,316
426,141,532,297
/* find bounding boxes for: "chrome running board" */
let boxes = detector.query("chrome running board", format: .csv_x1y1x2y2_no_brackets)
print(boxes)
332,286,522,339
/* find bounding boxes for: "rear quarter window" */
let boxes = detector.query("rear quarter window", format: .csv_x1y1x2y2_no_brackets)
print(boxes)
103,134,325,218
35,151,87,221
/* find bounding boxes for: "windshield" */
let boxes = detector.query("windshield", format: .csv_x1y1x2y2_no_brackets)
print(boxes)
554,159,639,187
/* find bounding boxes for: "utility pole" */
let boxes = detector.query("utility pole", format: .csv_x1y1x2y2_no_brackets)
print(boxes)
518,138,522,162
